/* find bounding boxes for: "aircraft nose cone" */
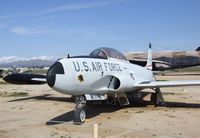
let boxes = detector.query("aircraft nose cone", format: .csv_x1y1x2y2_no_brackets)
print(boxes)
46,62,64,87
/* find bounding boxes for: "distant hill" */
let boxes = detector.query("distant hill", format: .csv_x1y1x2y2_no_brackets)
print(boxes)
0,59,55,68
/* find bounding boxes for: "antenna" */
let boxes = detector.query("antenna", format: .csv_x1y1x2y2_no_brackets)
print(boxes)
149,42,151,49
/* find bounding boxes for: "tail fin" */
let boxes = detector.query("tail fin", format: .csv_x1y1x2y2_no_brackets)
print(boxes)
145,43,152,70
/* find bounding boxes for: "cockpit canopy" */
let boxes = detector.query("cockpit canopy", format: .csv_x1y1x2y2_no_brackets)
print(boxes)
90,47,128,61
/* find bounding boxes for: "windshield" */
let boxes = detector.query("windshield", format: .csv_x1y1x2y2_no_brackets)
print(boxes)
90,47,128,61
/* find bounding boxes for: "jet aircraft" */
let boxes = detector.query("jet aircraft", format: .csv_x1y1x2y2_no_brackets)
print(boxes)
127,47,200,71
3,44,200,124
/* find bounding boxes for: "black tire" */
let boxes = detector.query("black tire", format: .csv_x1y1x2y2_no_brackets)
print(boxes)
73,107,86,125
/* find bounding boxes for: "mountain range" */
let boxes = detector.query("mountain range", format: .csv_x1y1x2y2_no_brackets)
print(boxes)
0,59,56,68
1,48,200,68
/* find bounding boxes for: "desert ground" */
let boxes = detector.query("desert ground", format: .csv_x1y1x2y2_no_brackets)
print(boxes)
0,74,200,138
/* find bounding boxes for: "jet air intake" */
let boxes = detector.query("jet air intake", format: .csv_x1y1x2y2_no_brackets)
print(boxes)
47,62,64,87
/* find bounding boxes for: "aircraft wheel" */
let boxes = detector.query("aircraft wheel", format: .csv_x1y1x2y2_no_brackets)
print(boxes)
73,107,86,125
150,93,157,105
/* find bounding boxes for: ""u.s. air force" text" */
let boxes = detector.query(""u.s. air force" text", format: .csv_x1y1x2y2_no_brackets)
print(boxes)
72,61,122,72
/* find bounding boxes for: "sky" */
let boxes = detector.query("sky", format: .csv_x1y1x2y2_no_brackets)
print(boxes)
0,0,200,62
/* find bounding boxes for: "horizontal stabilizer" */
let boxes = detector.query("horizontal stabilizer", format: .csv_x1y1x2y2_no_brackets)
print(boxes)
3,73,46,85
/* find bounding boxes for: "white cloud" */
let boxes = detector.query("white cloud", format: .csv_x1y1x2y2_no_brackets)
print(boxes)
10,26,43,35
0,56,58,64
0,0,127,18
29,56,58,61
0,56,25,63
40,0,125,15
9,26,64,36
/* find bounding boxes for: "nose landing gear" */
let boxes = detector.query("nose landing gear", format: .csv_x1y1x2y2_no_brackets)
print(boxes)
73,96,86,125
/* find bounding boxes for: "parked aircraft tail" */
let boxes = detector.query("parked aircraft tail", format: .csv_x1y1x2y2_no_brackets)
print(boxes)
145,43,152,70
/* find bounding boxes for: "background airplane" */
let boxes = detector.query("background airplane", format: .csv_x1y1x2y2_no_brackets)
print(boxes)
3,44,200,124
126,47,200,71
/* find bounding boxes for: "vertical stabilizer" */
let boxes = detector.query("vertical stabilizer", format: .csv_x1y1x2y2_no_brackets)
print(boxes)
145,43,152,70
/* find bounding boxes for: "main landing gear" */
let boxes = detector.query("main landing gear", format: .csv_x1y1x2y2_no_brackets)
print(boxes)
151,88,166,107
73,96,86,125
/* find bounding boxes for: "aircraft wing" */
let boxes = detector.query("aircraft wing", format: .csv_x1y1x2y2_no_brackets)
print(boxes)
135,80,200,88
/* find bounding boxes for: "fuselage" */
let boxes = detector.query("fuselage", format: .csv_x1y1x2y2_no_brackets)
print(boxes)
47,57,154,95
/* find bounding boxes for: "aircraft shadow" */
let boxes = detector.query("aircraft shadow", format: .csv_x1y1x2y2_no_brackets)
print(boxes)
6,92,200,125
129,100,200,108
46,110,74,125
46,100,200,125
46,105,121,125
8,94,74,103
165,101,200,108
